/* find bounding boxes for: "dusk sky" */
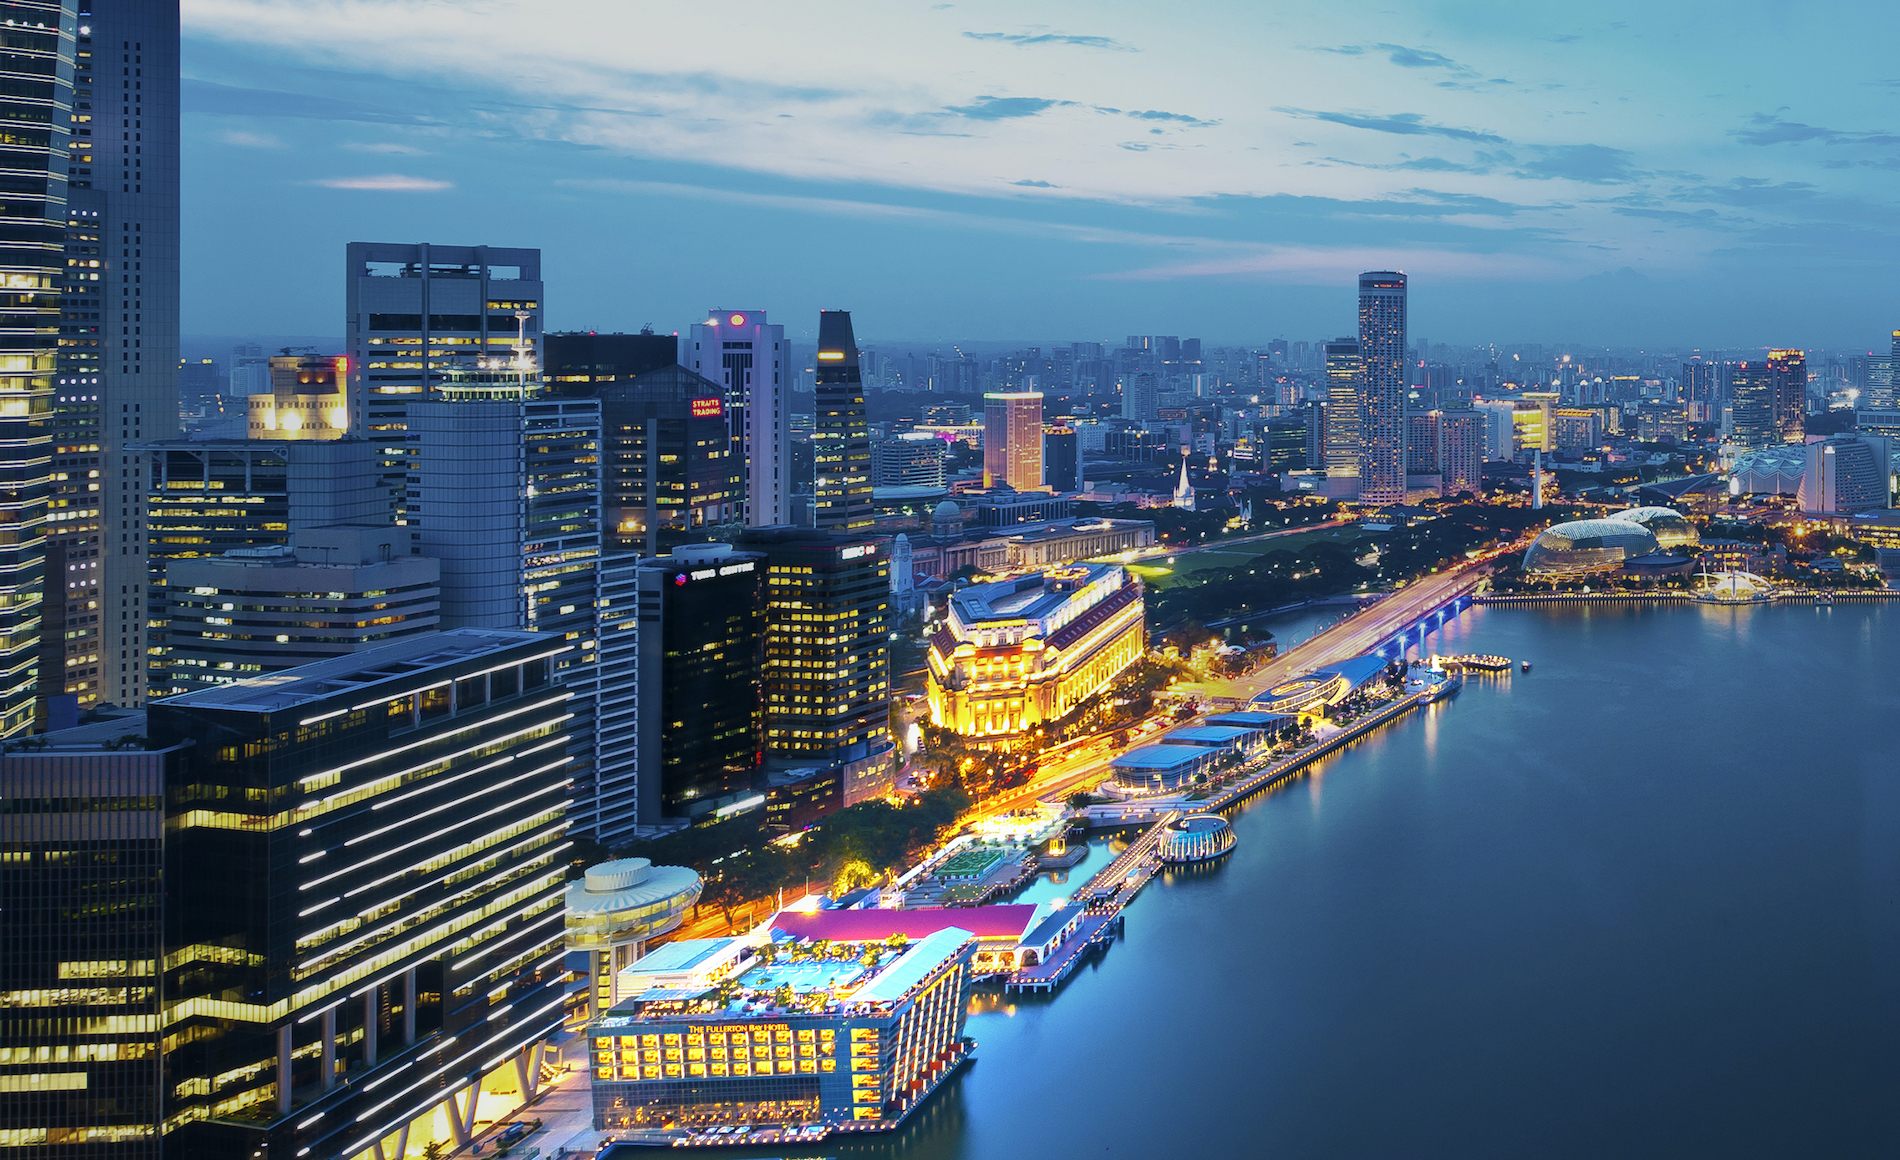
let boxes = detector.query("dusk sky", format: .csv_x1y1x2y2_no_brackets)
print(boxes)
182,1,1900,349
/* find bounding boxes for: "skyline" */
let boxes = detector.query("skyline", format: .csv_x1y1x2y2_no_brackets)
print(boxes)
181,0,1900,348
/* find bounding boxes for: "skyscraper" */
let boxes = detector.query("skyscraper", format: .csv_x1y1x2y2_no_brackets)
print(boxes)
543,329,677,395
686,310,789,527
1356,271,1408,505
813,310,872,531
1120,372,1158,421
1768,348,1806,443
1322,338,1362,477
982,391,1043,490
1435,409,1485,497
45,0,182,720
1043,424,1080,491
599,364,744,554
1729,362,1776,450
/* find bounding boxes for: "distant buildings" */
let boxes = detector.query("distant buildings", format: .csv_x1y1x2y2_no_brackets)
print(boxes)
1768,349,1807,444
814,311,874,531
1043,424,1081,491
1729,362,1777,450
1356,272,1409,506
1434,409,1485,497
874,432,948,489
982,391,1044,491
927,563,1144,736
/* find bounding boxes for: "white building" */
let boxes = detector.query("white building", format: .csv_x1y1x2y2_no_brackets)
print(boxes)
686,310,790,527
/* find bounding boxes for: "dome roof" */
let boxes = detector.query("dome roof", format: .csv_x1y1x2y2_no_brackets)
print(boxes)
1608,505,1699,550
932,500,962,521
1523,519,1660,575
564,857,702,918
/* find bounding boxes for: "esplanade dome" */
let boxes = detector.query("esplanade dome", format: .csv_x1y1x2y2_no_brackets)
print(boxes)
1608,506,1699,551
1522,519,1660,575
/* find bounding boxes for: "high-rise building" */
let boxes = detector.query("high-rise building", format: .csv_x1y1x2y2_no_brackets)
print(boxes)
1729,362,1776,450
626,545,766,825
1768,348,1806,443
873,432,947,489
739,527,893,805
543,329,677,395
163,525,440,693
0,717,180,1155
139,438,393,698
1043,425,1080,492
150,629,574,1160
1120,372,1158,421
1406,411,1439,475
1799,434,1891,514
982,391,1043,491
1435,409,1485,497
1323,338,1362,477
44,0,182,724
686,310,789,527
246,353,347,440
1356,271,1408,505
813,310,872,531
599,364,743,555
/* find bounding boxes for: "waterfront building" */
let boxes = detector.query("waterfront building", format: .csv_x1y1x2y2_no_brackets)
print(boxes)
1769,349,1807,443
45,0,183,723
1798,434,1891,514
686,310,790,527
138,438,394,698
544,330,678,395
1250,655,1393,717
148,629,574,1160
1356,272,1408,506
769,906,1047,974
873,432,947,489
564,858,703,1020
163,525,441,693
1521,519,1662,575
737,527,894,805
1110,743,1226,793
1044,424,1080,491
814,311,873,531
1608,507,1700,552
247,354,347,440
600,364,744,554
626,544,767,826
587,927,975,1134
1159,723,1272,755
0,717,185,1153
1322,338,1361,478
926,563,1144,736
982,391,1044,491
1158,815,1236,863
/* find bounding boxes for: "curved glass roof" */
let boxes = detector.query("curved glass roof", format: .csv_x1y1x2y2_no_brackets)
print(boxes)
1609,505,1699,549
1523,518,1660,575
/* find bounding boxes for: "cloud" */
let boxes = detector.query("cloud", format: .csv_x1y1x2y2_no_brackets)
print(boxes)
218,128,282,148
1011,179,1055,187
963,31,1135,51
1374,43,1466,71
313,174,453,192
943,95,1066,120
1276,107,1505,144
1095,245,1560,283
1733,113,1900,147
344,141,431,155
183,77,436,124
1126,109,1215,126
1514,144,1639,183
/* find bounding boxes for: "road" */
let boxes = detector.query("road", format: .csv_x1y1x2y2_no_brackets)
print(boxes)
1126,517,1355,565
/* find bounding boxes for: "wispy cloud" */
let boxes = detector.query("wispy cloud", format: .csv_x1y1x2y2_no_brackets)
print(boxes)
943,95,1067,120
963,31,1135,51
1276,107,1506,144
183,77,436,124
313,174,453,192
218,128,282,148
1734,113,1900,147
1515,144,1640,183
343,141,431,155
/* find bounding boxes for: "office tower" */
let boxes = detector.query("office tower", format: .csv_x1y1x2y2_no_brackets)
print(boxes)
1043,425,1080,491
245,353,347,439
1682,361,1716,403
177,356,222,415
982,391,1043,490
1768,348,1806,443
813,310,873,531
740,527,893,805
1406,411,1439,475
139,438,393,697
585,556,643,844
1182,338,1202,362
1729,362,1776,450
686,310,790,527
1155,336,1181,363
1302,400,1326,469
873,432,947,489
1472,399,1517,461
164,525,440,693
1266,416,1307,474
0,719,180,1154
1356,271,1408,505
1799,434,1891,514
1435,409,1485,497
227,342,268,396
630,545,766,825
149,629,573,1160
543,329,677,395
1323,338,1362,476
1120,372,1158,421
599,364,743,555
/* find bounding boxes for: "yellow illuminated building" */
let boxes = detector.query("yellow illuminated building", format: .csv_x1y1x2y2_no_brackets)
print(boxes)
247,354,349,440
927,563,1145,736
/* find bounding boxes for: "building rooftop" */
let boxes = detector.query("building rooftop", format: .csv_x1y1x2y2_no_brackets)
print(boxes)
1019,905,1084,951
1159,725,1252,746
1312,655,1391,689
1205,711,1294,729
949,562,1119,626
849,927,974,1007
769,903,1039,943
1109,744,1210,771
156,627,553,714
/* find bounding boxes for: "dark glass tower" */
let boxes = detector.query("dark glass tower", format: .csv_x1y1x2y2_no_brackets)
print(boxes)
1356,272,1408,506
1730,362,1776,450
0,0,71,736
1767,348,1806,443
813,310,872,531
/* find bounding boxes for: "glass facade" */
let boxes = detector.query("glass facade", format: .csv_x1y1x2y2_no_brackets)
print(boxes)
1356,273,1407,505
1322,338,1361,476
598,365,742,556
813,311,872,532
1522,519,1661,575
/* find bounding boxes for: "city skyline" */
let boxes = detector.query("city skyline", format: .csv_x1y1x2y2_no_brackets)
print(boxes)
179,1,1900,347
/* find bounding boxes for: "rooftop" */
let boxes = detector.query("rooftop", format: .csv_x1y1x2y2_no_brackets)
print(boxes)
1159,725,1252,745
950,562,1120,625
1109,744,1210,771
769,904,1039,943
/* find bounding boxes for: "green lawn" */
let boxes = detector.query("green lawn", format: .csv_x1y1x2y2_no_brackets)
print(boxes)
1136,528,1373,589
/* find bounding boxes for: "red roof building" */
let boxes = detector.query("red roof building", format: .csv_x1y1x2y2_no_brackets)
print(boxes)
770,904,1040,945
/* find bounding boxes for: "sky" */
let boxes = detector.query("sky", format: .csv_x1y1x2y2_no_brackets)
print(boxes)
181,0,1900,350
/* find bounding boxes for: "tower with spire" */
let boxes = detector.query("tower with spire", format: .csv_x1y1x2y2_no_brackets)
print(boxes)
1173,447,1196,510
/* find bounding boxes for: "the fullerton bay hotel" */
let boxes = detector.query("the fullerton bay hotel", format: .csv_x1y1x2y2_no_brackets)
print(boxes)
925,563,1145,736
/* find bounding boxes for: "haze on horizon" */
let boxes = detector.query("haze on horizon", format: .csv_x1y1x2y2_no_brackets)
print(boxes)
182,0,1900,351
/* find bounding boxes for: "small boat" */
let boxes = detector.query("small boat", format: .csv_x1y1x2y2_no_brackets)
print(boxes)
1520,661,1532,672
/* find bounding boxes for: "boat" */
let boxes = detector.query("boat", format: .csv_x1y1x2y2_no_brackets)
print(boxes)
1520,661,1531,672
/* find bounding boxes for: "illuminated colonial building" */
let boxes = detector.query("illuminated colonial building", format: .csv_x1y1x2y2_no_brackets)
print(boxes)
926,563,1144,736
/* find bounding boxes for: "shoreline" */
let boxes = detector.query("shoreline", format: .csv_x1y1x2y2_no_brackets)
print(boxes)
1476,590,1900,605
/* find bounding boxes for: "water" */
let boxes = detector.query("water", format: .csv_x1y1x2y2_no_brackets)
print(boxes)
669,603,1900,1159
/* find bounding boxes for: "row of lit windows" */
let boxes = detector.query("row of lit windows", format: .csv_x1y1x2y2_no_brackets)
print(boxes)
599,1057,834,1081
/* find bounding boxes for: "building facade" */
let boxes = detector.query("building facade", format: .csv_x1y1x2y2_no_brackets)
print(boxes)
1434,409,1485,497
1322,338,1361,479
981,392,1043,491
686,310,789,528
245,354,346,441
600,365,743,555
1356,272,1408,505
872,433,947,489
1768,348,1806,444
927,563,1145,736
1043,425,1079,491
544,330,677,395
1729,362,1776,450
813,311,872,531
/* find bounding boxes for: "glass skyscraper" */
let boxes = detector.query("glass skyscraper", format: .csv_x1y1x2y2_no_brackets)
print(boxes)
1322,337,1361,478
813,310,872,531
1356,271,1408,506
